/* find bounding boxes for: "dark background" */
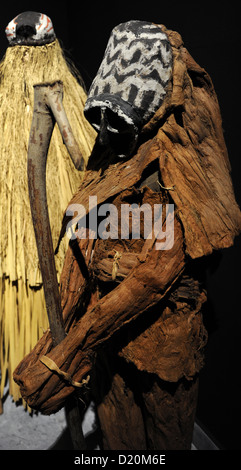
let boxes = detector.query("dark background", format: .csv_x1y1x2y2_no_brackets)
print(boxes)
0,1,240,450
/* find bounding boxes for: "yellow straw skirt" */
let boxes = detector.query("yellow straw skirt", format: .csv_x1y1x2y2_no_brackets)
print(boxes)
0,39,96,410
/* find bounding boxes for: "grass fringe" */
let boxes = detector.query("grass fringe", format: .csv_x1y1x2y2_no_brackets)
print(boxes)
0,40,96,407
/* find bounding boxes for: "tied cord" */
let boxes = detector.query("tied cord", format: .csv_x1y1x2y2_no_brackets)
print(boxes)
112,251,122,281
40,355,90,389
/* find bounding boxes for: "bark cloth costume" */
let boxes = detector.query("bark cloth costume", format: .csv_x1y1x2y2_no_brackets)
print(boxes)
14,21,241,450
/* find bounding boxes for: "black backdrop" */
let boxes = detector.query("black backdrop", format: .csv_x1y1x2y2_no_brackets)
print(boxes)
0,1,240,450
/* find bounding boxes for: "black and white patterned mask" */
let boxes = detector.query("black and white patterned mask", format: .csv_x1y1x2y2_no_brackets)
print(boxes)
84,20,172,158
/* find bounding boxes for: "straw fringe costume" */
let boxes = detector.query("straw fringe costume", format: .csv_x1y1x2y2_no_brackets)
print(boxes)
0,12,96,407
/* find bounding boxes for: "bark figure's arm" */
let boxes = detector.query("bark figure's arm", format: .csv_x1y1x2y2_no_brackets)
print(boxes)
14,214,185,414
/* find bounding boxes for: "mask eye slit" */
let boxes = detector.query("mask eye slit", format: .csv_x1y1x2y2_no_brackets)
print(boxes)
105,108,129,133
85,107,101,131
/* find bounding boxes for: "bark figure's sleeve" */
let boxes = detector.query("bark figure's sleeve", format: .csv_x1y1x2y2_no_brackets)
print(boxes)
13,216,185,414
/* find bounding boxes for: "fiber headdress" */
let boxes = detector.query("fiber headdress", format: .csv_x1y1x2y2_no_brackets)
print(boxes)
0,11,96,409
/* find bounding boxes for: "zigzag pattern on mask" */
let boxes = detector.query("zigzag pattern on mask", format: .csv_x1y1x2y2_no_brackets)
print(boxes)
88,21,173,122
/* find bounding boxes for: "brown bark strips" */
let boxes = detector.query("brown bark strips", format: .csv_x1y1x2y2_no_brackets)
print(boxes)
14,215,186,414
92,352,200,450
13,27,241,419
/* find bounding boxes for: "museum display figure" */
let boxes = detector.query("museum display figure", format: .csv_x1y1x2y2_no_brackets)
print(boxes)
14,21,241,449
0,11,96,409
